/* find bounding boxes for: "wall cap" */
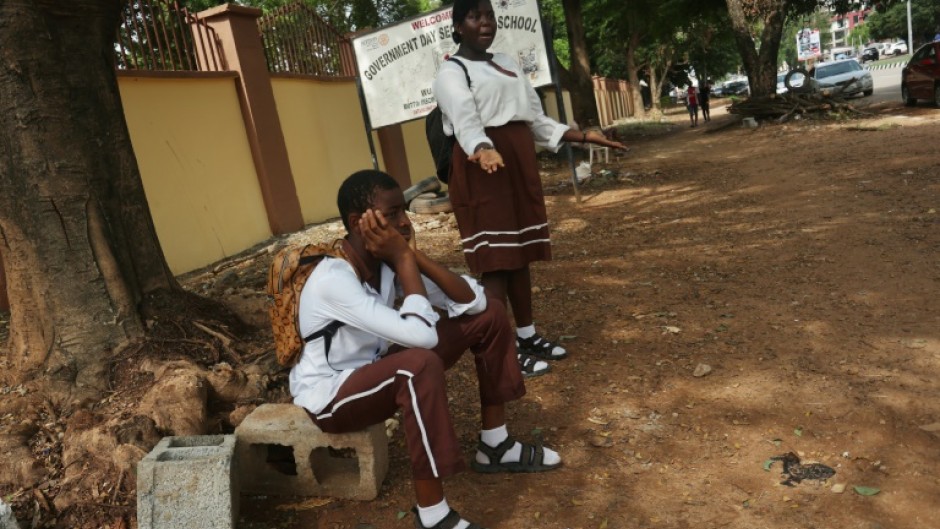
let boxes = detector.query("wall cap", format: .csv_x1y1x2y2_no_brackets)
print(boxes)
197,3,263,20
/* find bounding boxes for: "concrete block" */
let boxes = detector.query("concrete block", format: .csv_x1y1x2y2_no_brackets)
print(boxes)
234,404,388,500
137,435,238,529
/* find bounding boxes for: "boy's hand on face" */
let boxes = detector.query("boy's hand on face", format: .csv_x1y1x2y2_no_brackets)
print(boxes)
359,209,412,265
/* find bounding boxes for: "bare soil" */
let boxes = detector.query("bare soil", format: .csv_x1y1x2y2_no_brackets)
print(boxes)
4,98,940,529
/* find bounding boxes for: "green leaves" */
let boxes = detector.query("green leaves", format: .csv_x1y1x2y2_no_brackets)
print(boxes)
853,486,881,496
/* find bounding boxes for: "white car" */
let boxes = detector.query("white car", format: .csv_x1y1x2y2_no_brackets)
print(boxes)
813,59,874,97
776,72,788,94
886,40,909,56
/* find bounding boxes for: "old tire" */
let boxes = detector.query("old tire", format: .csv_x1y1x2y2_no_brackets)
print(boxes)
404,176,442,204
785,67,812,94
863,89,873,97
409,193,452,214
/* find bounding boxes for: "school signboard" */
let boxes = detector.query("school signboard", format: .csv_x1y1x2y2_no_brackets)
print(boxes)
352,0,551,129
797,28,822,61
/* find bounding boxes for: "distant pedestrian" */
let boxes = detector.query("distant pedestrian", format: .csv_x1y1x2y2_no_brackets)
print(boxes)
699,81,711,122
686,85,698,128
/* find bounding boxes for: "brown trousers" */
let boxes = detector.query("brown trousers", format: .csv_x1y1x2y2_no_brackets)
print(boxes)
308,299,525,480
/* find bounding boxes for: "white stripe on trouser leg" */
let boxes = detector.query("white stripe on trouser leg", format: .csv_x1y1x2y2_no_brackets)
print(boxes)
399,369,439,478
315,377,397,420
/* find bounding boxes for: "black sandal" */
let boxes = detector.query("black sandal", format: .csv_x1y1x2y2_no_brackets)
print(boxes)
470,436,562,474
517,352,550,378
517,333,568,360
412,507,486,529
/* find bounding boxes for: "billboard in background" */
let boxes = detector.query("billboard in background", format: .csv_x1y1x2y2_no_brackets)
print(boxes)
797,28,822,61
352,0,550,129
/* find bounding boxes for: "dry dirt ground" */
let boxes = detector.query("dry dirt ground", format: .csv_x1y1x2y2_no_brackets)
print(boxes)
4,98,940,529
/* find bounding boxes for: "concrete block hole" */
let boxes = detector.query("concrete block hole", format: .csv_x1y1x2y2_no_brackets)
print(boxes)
252,443,298,476
310,446,360,488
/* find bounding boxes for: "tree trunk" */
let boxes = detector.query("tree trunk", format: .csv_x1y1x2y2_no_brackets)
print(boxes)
560,0,600,127
725,0,788,97
624,31,647,118
0,0,178,402
649,51,673,113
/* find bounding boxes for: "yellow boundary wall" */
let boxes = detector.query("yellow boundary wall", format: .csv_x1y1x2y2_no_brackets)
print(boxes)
118,75,272,275
118,73,573,275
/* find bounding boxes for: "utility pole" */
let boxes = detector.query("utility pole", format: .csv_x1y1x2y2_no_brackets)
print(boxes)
906,0,913,51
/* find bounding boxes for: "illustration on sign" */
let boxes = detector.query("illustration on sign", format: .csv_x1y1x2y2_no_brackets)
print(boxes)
352,1,550,129
796,28,821,61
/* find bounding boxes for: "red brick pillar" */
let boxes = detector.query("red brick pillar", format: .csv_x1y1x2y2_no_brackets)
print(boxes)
197,4,304,235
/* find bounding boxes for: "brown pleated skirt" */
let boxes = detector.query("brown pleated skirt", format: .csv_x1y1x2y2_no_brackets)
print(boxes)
448,121,552,274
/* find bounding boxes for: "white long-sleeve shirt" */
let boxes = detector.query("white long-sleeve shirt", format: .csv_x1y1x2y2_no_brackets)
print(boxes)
289,256,487,414
432,52,569,157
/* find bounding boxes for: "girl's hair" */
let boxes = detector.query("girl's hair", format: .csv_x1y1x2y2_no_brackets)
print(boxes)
337,170,400,230
451,0,487,44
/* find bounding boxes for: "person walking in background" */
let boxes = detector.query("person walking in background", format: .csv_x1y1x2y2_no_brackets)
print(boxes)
699,80,711,122
433,0,626,377
686,84,699,128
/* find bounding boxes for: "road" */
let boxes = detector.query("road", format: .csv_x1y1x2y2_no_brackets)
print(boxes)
866,61,903,104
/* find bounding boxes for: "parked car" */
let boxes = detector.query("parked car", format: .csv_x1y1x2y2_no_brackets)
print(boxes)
887,40,909,56
721,80,750,96
870,42,890,58
901,40,940,106
813,58,874,97
860,47,880,63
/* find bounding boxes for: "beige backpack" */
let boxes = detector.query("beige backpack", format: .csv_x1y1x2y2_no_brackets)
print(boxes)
267,240,349,367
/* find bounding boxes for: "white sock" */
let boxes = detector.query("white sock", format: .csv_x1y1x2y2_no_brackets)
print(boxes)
476,425,561,466
480,424,509,447
417,499,470,529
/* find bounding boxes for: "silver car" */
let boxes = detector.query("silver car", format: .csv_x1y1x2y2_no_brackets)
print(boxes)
813,59,874,97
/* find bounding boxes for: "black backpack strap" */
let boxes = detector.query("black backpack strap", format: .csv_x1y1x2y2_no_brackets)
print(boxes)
304,320,345,352
447,56,471,89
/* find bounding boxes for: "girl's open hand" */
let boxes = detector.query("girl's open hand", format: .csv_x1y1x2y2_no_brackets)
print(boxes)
468,148,505,174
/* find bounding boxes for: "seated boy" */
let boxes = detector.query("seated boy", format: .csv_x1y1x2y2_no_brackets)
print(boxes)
290,170,562,529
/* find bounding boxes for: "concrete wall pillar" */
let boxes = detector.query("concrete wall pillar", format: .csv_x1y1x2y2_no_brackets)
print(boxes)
376,125,411,189
197,4,304,235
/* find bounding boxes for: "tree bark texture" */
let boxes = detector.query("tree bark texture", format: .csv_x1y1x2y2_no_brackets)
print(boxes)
0,0,178,397
724,0,788,97
624,31,647,117
560,0,600,127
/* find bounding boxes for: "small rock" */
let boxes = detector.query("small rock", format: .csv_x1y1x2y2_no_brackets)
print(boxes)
385,418,400,438
693,364,712,377
590,434,614,448
0,498,20,529
831,483,846,494
531,286,542,294
918,423,940,432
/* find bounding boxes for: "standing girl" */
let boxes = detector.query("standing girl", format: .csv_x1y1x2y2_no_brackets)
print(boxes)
433,0,626,376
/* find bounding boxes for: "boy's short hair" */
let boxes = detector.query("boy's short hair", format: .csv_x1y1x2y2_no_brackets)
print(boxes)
337,170,401,231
